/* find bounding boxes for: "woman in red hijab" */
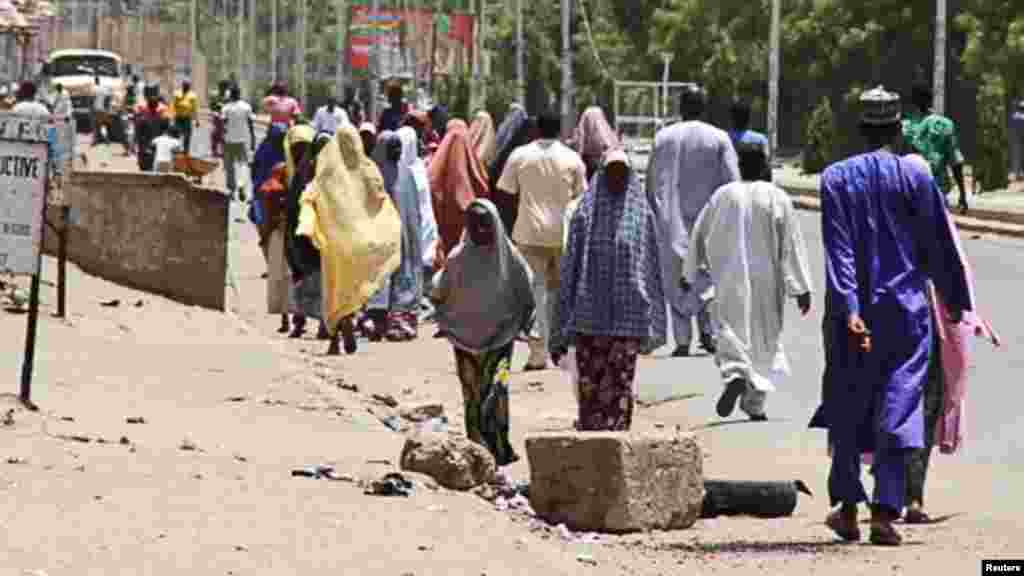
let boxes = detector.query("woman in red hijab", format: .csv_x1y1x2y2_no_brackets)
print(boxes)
428,119,489,267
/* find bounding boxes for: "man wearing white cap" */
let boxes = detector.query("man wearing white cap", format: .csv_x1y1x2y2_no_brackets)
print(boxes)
684,141,813,422
809,86,971,546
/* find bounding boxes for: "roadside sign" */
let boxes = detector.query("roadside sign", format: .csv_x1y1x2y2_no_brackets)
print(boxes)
0,112,52,411
0,113,49,276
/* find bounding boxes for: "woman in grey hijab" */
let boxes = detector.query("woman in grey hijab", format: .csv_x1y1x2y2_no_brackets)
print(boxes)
430,199,535,466
362,131,404,340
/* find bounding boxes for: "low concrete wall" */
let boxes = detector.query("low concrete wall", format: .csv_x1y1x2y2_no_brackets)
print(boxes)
43,171,229,311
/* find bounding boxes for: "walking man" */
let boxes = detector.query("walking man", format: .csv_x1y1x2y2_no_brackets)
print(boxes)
497,111,587,371
92,75,112,145
902,82,969,212
222,86,255,202
649,85,740,357
728,99,771,178
172,80,199,154
1010,99,1024,188
683,142,813,421
811,86,971,546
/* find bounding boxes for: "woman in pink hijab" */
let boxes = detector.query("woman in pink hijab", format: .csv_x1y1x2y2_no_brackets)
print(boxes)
574,106,619,180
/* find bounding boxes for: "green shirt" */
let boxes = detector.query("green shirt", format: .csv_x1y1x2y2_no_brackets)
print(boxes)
902,112,965,193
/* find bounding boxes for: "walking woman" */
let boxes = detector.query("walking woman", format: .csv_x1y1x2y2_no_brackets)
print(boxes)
469,110,497,168
295,124,402,347
574,106,619,181
250,123,288,252
287,133,351,354
429,119,489,268
365,130,404,340
551,150,666,431
259,162,293,333
489,104,532,234
431,199,535,466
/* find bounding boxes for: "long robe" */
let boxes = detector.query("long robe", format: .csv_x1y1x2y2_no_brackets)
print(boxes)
684,181,813,393
811,150,971,454
648,121,740,343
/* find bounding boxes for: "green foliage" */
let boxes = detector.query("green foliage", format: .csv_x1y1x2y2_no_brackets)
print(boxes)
973,74,1009,192
804,97,836,174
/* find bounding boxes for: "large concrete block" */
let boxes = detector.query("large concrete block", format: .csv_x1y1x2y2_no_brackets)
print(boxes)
525,432,703,533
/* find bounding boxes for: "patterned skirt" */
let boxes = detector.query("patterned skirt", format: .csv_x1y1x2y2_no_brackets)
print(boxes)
454,342,518,466
289,269,322,319
575,334,641,431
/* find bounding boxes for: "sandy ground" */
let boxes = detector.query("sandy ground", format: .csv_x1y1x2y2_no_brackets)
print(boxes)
0,139,1020,575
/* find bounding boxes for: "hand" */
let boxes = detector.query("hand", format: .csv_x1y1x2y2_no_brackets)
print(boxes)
797,293,812,316
680,278,692,293
551,347,568,367
847,314,871,353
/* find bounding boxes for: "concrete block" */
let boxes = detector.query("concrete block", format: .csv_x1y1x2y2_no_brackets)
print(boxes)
525,431,703,533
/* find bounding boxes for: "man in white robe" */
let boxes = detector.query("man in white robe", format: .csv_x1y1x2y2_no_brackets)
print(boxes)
683,142,813,420
648,85,740,356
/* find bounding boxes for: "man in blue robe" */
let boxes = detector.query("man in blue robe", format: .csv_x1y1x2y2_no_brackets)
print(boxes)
810,86,971,546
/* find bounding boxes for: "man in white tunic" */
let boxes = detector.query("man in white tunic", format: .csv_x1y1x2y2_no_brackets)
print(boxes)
649,86,740,357
683,142,813,420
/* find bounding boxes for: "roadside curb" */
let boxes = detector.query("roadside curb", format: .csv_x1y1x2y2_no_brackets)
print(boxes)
790,194,1024,239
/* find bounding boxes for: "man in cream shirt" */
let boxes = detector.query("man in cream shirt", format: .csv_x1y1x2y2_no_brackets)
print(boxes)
497,111,587,371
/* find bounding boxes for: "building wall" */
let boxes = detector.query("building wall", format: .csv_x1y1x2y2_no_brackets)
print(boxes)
42,171,228,311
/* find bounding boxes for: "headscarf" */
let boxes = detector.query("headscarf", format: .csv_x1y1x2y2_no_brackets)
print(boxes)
296,124,401,330
428,119,490,260
429,105,449,139
286,133,332,278
372,130,402,198
249,123,289,225
552,154,666,352
468,110,497,167
397,126,438,269
252,123,288,194
574,106,619,158
258,162,289,239
285,123,316,182
432,198,534,353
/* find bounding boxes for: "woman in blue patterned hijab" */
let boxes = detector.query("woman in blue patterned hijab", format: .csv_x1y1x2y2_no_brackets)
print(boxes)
551,149,666,431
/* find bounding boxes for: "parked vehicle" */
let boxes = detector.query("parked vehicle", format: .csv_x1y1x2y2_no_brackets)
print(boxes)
40,49,129,135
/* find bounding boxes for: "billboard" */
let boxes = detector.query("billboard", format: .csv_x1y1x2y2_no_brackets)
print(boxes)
349,7,475,79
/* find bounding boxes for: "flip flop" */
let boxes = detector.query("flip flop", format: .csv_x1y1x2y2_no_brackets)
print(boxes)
870,523,903,546
904,508,932,525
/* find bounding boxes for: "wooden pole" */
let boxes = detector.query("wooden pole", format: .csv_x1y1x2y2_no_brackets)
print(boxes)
768,0,780,157
934,0,946,115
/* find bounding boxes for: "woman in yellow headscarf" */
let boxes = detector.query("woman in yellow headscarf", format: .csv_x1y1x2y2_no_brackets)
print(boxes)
296,124,402,353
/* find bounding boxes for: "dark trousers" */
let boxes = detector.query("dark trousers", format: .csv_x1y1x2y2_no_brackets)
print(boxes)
906,327,944,507
175,117,193,155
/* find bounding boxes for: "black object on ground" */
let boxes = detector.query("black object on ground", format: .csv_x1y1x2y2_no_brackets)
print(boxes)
700,479,813,519
365,472,414,497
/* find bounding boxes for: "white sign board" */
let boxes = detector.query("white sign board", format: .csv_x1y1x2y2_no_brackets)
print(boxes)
0,113,49,276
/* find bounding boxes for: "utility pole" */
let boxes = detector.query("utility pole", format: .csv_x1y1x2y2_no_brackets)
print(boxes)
768,0,780,157
248,0,255,98
271,0,277,84
299,0,306,107
660,52,674,120
237,0,244,92
336,0,346,98
934,0,946,115
515,0,524,105
560,0,573,138
221,0,228,84
369,0,381,123
190,0,197,78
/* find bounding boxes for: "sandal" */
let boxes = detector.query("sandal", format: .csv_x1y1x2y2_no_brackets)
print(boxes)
716,379,747,418
826,508,861,542
870,523,903,546
904,507,932,525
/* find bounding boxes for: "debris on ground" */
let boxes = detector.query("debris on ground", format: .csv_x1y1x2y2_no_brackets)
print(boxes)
700,479,813,519
365,472,414,497
371,393,399,408
179,438,198,451
2,409,14,427
400,402,445,423
126,417,146,424
336,379,359,392
290,465,353,481
99,299,121,307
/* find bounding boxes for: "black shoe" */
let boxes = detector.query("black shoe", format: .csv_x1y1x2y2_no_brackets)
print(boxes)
716,379,747,418
672,345,690,358
699,333,717,354
749,413,768,422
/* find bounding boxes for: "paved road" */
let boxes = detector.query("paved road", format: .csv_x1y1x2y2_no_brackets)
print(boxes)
635,210,1024,525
